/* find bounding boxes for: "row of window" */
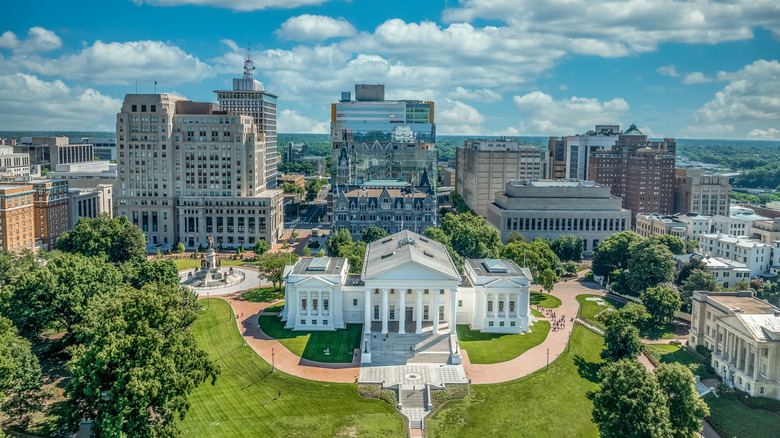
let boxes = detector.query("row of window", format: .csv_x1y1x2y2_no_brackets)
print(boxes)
505,216,626,232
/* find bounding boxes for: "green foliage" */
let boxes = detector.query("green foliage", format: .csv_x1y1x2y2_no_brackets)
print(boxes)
548,235,584,262
501,238,560,279
685,239,699,254
177,242,186,254
278,161,316,176
326,228,353,255
655,363,710,438
55,214,146,263
733,279,750,291
448,189,473,214
156,248,163,258
591,231,643,276
564,261,579,275
253,239,270,258
624,240,675,294
257,252,300,291
679,269,718,311
282,181,304,194
0,250,36,286
0,316,49,422
122,258,180,289
676,257,709,286
455,322,551,364
641,286,682,325
303,247,311,256
506,231,527,244
361,226,388,244
592,359,673,438
325,228,367,273
317,249,326,257
441,212,502,259
601,319,643,362
424,227,464,273
65,283,219,437
538,268,557,293
305,178,328,202
651,235,685,255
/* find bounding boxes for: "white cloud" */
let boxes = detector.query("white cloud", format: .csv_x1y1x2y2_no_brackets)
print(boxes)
277,109,328,133
512,91,630,135
694,59,780,125
131,0,327,11
436,99,486,135
747,128,780,140
0,27,61,53
0,73,121,130
9,40,214,85
682,72,713,84
657,65,679,77
450,86,502,103
276,15,356,41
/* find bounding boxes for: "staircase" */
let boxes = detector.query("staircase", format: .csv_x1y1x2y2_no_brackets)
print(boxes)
400,385,428,436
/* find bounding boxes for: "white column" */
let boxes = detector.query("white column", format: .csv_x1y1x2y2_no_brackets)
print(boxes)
450,288,458,333
493,294,498,318
753,345,760,381
381,288,389,334
318,291,322,315
364,288,371,334
307,291,312,316
433,289,440,334
399,289,406,334
416,288,423,334
482,289,488,320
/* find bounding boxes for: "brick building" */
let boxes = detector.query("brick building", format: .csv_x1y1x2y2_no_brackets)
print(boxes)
0,184,35,253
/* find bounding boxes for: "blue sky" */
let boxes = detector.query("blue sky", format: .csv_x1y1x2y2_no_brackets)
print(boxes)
1,0,779,139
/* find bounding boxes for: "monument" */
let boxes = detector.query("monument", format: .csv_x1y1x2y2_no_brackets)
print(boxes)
181,235,244,288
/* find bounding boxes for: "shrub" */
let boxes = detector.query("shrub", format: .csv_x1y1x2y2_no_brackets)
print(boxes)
584,272,595,282
696,345,713,361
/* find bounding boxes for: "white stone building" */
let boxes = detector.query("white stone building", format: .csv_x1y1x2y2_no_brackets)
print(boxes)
711,214,755,237
674,254,751,289
690,290,780,399
698,233,771,277
282,230,534,336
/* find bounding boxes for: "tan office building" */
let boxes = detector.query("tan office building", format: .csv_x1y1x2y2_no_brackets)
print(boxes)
0,184,35,253
456,137,548,217
674,168,730,216
690,290,780,399
115,93,283,250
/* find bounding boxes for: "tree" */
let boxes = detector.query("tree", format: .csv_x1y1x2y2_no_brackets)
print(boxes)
601,302,649,329
0,316,49,423
0,250,36,286
253,239,270,258
317,249,326,257
362,226,389,244
156,248,163,258
176,242,186,254
449,189,473,214
440,212,502,259
326,228,353,256
338,241,367,274
425,227,464,273
592,231,643,276
601,319,643,361
122,259,180,289
501,239,560,279
655,363,710,438
290,230,299,240
679,269,718,311
56,214,146,263
624,241,675,294
563,261,578,276
303,247,311,256
676,257,709,286
65,284,219,437
538,268,556,294
506,231,527,244
257,252,299,291
651,235,685,255
592,359,673,438
685,239,699,254
733,279,750,291
641,286,682,325
548,235,584,262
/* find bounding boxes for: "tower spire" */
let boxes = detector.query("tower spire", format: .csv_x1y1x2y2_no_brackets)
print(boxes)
243,41,255,79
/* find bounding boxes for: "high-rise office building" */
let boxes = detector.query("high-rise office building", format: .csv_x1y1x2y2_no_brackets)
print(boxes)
548,125,622,181
214,50,278,189
115,93,283,249
587,124,676,224
456,137,548,217
331,84,437,187
674,168,731,216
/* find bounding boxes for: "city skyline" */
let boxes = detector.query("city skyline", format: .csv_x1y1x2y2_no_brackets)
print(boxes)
1,0,779,139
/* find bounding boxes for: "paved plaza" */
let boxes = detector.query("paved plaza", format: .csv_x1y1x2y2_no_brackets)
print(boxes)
179,267,262,296
359,363,467,387
364,328,452,366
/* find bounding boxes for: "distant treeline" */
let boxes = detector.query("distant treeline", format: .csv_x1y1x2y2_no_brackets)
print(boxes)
677,140,780,189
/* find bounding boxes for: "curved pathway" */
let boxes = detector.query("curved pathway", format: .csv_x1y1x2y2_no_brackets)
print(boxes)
462,271,607,384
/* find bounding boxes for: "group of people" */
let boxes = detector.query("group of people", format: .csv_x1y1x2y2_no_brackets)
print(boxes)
543,309,569,331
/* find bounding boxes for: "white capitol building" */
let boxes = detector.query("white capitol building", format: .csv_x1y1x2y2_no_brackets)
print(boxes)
281,231,535,353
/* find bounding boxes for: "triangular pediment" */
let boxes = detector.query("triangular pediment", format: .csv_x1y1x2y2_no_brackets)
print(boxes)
287,276,337,287
719,315,756,339
482,277,529,289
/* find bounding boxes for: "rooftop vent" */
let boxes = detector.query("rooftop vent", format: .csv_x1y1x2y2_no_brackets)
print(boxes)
381,237,394,244
483,259,508,273
398,237,417,247
423,250,434,258
307,257,329,271
381,252,395,259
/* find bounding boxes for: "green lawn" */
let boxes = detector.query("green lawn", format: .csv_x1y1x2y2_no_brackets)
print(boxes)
530,292,562,308
639,322,677,340
428,326,603,437
643,344,718,379
258,315,361,363
576,294,624,330
244,287,285,303
173,258,201,270
181,299,404,437
264,301,285,313
705,392,780,438
531,309,544,318
456,321,551,364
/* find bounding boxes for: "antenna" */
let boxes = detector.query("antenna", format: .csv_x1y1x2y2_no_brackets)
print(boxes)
243,40,255,79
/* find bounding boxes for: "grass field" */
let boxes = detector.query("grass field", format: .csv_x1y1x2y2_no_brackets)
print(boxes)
456,321,551,364
705,392,780,438
576,294,624,330
258,315,361,363
530,292,562,308
643,344,718,379
181,299,404,437
264,301,285,313
531,309,544,318
244,287,285,303
172,258,254,270
428,326,603,438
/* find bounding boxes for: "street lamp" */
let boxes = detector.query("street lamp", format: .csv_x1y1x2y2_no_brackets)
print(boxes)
546,348,550,371
272,347,275,373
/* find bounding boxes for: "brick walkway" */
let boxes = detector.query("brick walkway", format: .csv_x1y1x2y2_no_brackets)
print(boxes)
462,272,607,384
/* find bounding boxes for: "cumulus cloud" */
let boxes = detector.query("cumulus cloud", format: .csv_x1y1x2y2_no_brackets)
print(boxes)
682,72,713,84
0,27,61,53
8,40,214,85
276,15,356,41
131,0,327,11
747,128,780,140
512,91,630,135
450,86,502,103
657,65,679,77
694,59,780,125
277,109,328,133
0,73,121,130
436,99,487,135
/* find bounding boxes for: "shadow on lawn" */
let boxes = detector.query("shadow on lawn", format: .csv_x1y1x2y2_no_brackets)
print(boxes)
574,354,602,383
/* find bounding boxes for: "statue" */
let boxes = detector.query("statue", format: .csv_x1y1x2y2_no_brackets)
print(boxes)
206,235,214,250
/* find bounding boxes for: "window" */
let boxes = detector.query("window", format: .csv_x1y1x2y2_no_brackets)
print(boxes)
313,320,317,325
510,321,516,327
353,298,358,306
488,321,494,327
323,320,328,325
301,299,307,311
487,301,493,312
458,300,463,307
760,387,766,395
500,321,505,327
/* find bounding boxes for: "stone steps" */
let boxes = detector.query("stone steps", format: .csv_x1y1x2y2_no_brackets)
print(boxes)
407,352,451,364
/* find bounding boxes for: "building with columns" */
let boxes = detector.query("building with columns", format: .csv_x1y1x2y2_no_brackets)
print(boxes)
281,230,534,336
690,290,780,399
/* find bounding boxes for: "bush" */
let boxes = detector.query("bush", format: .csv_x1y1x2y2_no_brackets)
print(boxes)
358,384,398,408
584,272,594,282
307,240,321,249
696,345,713,361
430,384,469,411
